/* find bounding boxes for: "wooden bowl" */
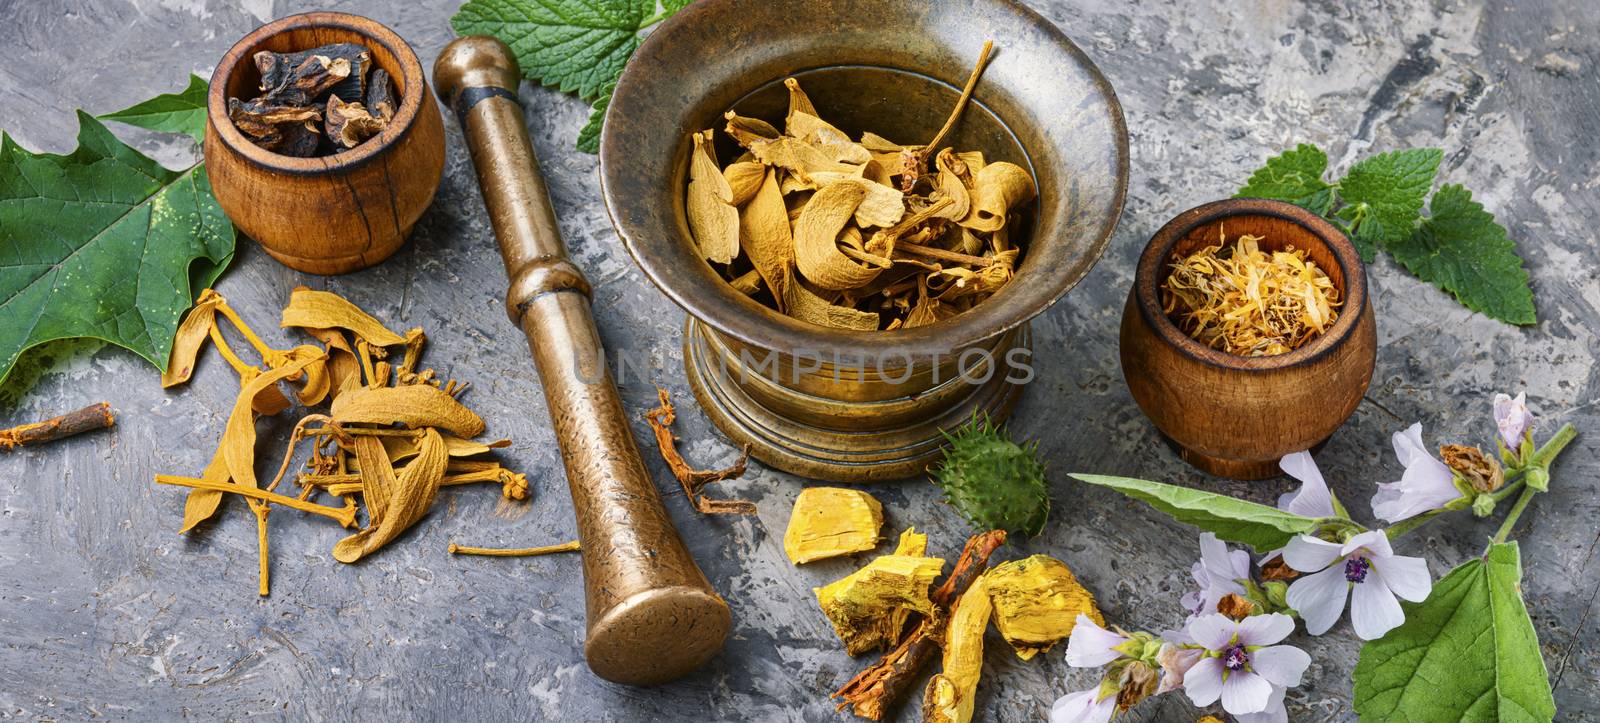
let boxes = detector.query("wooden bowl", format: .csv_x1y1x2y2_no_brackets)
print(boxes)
1119,198,1377,480
204,12,444,275
599,0,1128,481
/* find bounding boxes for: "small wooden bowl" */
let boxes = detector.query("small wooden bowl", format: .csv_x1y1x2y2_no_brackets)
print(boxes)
1119,198,1376,480
204,12,445,275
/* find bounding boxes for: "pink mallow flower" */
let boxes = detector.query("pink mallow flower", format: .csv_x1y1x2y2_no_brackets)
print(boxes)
1372,423,1463,524
1181,613,1310,717
1494,392,1532,450
1283,530,1431,639
1182,532,1252,619
1050,687,1117,723
1064,613,1130,667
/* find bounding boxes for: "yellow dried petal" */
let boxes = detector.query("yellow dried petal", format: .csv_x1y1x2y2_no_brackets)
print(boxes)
333,427,449,562
740,169,795,310
723,111,780,146
959,161,1036,233
688,130,740,265
1161,233,1343,356
723,160,767,206
784,77,818,127
280,287,406,347
330,383,487,438
793,182,886,291
163,289,225,387
381,432,507,461
784,487,884,564
925,574,994,723
787,110,871,165
859,132,906,152
814,548,944,656
985,554,1104,660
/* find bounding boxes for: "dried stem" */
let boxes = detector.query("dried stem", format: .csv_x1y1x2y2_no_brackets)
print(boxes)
921,40,995,159
448,540,580,557
893,242,990,268
644,386,756,515
156,474,359,528
0,402,114,451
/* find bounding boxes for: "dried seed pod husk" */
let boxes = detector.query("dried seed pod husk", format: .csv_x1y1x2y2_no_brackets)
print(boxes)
325,95,387,149
787,110,871,165
784,487,884,564
984,554,1103,660
784,77,818,127
330,383,487,438
723,160,767,206
924,573,994,723
333,426,448,562
784,279,880,331
280,287,406,347
365,67,397,122
687,130,740,265
740,170,795,310
794,182,888,291
814,529,942,655
724,111,780,146
959,161,1035,232
163,289,225,387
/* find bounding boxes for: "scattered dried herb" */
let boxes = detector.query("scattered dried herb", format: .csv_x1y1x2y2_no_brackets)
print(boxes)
683,43,1034,331
0,402,114,451
156,287,531,595
1162,232,1343,356
448,540,580,557
643,386,756,515
228,43,398,157
785,487,884,564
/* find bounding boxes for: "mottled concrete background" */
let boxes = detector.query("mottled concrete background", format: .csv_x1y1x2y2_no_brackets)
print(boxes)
1,0,1596,720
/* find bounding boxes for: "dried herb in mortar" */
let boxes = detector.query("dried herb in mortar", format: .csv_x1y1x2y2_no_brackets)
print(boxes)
1162,232,1342,356
228,43,398,157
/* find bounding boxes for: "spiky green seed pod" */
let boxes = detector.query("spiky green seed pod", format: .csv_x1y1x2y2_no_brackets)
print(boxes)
929,416,1049,537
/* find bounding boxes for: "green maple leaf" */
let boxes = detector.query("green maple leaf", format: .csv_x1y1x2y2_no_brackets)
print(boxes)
576,82,615,154
1353,542,1554,722
1235,143,1337,216
97,74,210,144
1335,148,1442,261
1387,184,1536,325
452,0,657,104
0,112,235,385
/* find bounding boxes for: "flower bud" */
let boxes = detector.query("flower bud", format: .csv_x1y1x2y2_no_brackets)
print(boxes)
1524,466,1550,492
1262,580,1290,610
1441,444,1504,493
1472,493,1497,518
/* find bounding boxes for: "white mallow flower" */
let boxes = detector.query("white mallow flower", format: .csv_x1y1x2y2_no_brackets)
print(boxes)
1181,613,1310,717
1284,530,1432,639
1277,451,1338,518
1494,392,1532,450
1182,532,1252,618
1064,613,1130,667
1049,687,1116,723
1373,423,1463,523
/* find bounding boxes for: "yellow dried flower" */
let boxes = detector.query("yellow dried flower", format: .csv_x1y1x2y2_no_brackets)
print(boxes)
1162,232,1342,356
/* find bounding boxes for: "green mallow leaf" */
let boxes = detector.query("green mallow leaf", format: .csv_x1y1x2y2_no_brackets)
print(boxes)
452,0,656,104
576,82,614,154
1235,143,1337,217
1068,474,1320,550
1335,148,1442,262
0,112,235,385
1387,184,1536,325
97,74,210,144
1353,542,1554,722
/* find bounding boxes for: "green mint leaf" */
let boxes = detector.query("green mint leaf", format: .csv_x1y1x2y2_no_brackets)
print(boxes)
1386,184,1536,325
1353,542,1554,722
576,82,613,154
1335,148,1441,262
0,112,235,385
1069,474,1320,550
1235,143,1337,217
452,0,656,103
97,74,210,144
662,0,694,12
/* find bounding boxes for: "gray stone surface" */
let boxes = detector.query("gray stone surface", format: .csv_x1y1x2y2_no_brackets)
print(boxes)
1,0,1597,720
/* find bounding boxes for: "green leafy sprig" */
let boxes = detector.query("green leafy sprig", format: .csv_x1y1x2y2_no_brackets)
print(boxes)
0,75,234,389
451,0,689,153
1236,143,1536,325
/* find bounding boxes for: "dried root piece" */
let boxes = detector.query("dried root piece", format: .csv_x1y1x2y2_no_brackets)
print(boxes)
922,574,993,723
784,487,884,564
365,67,397,121
644,386,755,515
984,554,1103,660
227,97,320,147
234,42,381,156
0,402,114,451
815,529,943,656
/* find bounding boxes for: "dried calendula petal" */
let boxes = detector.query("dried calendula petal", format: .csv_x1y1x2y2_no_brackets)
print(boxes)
163,289,225,387
960,161,1036,233
984,554,1104,660
814,537,944,656
333,427,449,562
723,160,767,206
794,182,888,291
330,383,487,438
280,287,406,347
923,573,994,723
784,487,884,564
1162,233,1342,356
741,170,795,309
688,130,740,265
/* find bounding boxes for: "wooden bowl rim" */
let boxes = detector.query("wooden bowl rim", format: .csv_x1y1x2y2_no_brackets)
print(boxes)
598,0,1128,360
1133,198,1368,371
206,11,425,175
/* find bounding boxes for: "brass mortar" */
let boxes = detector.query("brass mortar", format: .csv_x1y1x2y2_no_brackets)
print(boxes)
600,0,1128,481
